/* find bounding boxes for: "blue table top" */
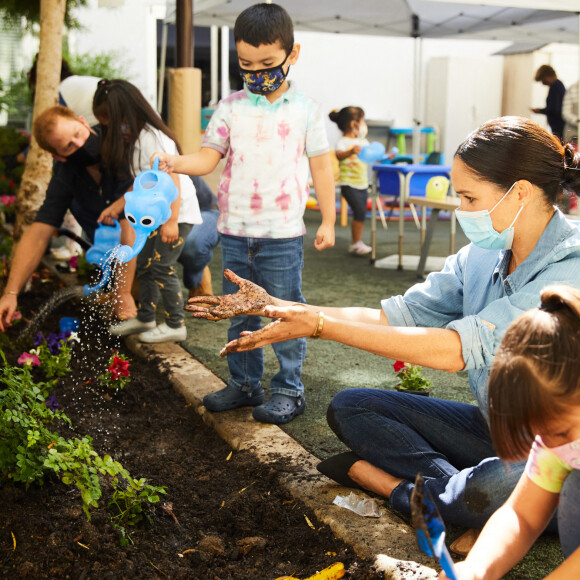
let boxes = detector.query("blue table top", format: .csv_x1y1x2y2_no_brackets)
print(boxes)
389,127,436,135
372,163,451,175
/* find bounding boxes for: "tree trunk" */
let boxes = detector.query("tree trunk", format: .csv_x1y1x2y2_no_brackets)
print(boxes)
12,0,66,245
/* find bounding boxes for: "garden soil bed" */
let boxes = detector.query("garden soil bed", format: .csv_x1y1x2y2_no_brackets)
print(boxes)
0,271,383,579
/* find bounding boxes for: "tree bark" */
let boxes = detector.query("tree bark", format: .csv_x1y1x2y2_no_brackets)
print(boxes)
12,0,66,245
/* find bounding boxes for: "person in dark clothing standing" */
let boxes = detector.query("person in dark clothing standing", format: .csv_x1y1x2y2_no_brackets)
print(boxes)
532,64,566,140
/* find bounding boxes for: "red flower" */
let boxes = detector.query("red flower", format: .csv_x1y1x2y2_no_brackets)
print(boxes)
108,356,130,380
393,360,406,373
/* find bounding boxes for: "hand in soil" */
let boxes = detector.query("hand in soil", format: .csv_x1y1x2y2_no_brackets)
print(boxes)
186,269,277,320
220,304,318,356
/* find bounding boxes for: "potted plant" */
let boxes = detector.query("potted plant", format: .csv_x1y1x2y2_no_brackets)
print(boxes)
392,360,432,396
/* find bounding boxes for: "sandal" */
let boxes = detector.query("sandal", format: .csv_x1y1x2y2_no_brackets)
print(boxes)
252,394,306,425
316,451,363,489
449,528,480,556
203,384,265,412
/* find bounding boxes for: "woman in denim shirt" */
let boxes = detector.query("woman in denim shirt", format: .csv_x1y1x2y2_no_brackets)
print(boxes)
188,116,580,532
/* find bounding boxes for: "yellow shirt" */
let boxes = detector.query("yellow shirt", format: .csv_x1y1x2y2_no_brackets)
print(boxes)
336,136,369,190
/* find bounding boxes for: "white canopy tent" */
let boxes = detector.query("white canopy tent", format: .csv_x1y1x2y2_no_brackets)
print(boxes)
170,0,579,157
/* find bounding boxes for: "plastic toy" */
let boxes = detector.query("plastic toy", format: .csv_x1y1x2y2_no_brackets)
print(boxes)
410,473,458,580
83,157,178,295
59,317,80,333
426,176,450,201
85,220,122,266
357,141,386,165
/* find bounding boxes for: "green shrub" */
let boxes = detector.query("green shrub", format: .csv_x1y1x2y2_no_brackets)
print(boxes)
0,350,165,544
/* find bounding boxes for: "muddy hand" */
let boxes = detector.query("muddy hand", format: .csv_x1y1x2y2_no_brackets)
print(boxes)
186,269,275,321
220,305,316,356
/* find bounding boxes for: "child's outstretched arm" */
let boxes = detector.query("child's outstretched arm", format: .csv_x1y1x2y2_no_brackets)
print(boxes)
439,474,559,580
309,152,336,251
151,147,222,177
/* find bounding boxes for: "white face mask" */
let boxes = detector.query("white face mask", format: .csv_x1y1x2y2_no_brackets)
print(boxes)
358,122,368,139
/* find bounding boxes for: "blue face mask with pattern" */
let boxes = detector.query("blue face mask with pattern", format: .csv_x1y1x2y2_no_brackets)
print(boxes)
455,182,524,251
239,53,290,95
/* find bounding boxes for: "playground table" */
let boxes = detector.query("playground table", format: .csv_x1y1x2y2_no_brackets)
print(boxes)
370,163,453,275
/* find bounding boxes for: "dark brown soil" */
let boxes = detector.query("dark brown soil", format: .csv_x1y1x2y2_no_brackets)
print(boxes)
0,271,383,579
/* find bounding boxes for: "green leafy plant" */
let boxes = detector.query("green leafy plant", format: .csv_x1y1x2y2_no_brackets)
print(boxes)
25,331,75,379
393,360,432,392
0,351,166,544
63,47,129,80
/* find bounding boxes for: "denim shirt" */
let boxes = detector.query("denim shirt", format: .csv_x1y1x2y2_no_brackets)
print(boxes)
382,210,580,417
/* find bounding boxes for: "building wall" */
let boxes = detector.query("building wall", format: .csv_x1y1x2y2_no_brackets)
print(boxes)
502,43,579,132
292,30,509,152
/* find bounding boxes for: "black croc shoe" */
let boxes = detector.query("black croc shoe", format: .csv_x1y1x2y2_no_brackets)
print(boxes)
203,384,265,412
252,394,306,425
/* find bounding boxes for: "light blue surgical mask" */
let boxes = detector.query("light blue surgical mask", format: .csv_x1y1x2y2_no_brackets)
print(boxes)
455,182,524,250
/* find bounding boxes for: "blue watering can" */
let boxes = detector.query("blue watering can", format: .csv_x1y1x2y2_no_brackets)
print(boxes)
85,220,122,266
83,157,178,295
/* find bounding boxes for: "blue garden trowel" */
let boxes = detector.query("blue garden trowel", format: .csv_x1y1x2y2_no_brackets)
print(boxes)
410,473,458,580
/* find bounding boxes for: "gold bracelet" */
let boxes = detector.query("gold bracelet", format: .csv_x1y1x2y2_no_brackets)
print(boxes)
311,312,324,339
4,290,17,296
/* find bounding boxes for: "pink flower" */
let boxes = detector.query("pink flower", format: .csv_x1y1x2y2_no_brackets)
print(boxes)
68,256,78,268
11,311,22,321
18,352,40,366
393,360,406,373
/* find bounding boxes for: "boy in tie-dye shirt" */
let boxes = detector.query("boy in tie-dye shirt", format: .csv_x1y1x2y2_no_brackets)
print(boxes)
153,3,335,425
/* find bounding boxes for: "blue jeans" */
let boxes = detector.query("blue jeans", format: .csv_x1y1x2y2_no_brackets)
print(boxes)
179,209,220,290
221,234,306,397
559,470,580,556
327,388,560,531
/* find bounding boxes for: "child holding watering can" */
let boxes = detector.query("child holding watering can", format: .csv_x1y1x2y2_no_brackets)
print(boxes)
440,285,580,579
94,79,202,343
329,106,372,255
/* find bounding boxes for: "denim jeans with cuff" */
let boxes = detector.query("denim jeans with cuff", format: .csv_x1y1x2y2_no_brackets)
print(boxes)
328,388,559,531
221,234,306,398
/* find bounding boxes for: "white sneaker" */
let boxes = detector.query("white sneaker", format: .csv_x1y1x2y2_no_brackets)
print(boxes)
137,322,187,343
349,240,372,255
51,247,74,260
110,318,155,337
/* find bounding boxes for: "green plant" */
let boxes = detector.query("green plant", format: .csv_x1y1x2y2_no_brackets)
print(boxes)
29,331,75,379
0,72,30,117
63,47,130,80
0,351,166,543
393,360,432,392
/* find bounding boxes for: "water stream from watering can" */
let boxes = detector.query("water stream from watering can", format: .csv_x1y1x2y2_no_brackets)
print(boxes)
17,286,86,342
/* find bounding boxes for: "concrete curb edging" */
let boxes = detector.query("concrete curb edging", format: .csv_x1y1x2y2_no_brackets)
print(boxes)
126,337,440,579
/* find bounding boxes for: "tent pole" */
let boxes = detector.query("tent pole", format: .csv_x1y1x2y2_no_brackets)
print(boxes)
412,14,422,164
158,21,168,112
210,25,218,106
221,25,230,100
